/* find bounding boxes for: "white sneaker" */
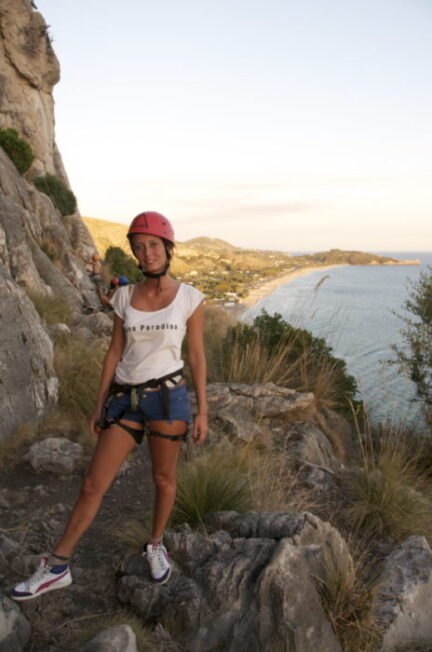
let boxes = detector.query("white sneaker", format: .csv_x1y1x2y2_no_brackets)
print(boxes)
145,542,172,584
11,557,72,601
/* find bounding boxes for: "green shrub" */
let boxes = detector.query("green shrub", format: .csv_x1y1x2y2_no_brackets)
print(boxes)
104,246,142,283
210,310,358,411
0,128,34,174
34,174,77,216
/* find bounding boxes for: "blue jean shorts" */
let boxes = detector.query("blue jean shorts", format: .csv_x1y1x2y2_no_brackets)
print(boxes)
103,383,190,444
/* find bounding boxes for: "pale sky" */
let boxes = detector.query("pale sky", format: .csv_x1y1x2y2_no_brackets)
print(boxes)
37,0,431,251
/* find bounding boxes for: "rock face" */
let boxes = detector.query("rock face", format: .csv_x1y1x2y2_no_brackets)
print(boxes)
0,0,102,440
372,536,432,650
0,267,57,439
118,511,348,651
0,593,31,652
0,0,62,178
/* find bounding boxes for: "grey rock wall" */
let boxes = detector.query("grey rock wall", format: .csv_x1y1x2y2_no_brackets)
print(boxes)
0,1,103,439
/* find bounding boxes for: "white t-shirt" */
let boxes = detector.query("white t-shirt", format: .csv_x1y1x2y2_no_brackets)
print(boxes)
110,283,204,385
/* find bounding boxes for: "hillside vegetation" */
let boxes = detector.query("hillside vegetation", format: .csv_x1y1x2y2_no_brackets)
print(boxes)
83,216,419,305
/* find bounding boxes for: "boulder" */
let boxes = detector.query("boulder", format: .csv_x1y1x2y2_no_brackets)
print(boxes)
282,420,340,469
195,383,316,446
118,511,349,651
372,536,432,650
24,437,83,474
73,311,113,337
78,625,137,652
0,534,20,560
0,593,31,652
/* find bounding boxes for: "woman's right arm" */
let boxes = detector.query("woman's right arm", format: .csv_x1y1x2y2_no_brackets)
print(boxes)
89,314,125,437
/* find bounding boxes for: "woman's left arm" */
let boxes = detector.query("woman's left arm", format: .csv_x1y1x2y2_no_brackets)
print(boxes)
186,301,208,444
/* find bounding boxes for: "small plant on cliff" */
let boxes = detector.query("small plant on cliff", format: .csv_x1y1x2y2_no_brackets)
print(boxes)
34,174,77,216
391,266,432,428
0,128,34,174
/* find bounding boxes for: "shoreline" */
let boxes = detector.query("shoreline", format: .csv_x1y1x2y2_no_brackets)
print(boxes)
237,264,348,312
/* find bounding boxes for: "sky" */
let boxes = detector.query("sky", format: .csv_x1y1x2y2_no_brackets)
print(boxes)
36,0,432,252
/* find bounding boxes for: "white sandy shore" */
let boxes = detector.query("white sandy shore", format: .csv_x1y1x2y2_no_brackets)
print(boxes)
239,264,347,310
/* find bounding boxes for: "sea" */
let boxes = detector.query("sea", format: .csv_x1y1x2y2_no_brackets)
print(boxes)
242,252,432,426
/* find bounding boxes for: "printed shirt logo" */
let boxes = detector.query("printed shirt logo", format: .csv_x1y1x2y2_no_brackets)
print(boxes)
125,322,178,333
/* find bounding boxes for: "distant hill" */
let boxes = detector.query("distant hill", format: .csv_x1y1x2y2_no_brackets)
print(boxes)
183,237,239,252
83,216,419,303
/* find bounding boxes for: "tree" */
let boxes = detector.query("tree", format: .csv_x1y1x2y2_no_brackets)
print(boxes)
104,246,142,283
392,266,432,426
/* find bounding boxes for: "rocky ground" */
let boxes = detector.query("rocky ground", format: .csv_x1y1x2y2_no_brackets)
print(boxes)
0,440,157,651
2,383,432,651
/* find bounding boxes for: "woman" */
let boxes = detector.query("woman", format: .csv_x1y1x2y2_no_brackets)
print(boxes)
12,211,207,600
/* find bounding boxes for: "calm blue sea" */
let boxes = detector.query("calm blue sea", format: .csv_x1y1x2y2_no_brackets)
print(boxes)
243,252,432,425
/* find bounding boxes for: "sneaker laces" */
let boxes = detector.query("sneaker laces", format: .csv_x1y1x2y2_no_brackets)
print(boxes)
24,559,48,591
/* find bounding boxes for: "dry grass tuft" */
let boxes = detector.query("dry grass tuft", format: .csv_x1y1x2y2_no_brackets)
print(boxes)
171,446,253,529
111,517,151,552
55,335,105,418
345,421,432,542
26,290,72,325
316,541,381,652
239,441,316,513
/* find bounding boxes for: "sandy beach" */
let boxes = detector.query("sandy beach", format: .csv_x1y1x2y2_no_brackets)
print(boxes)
239,264,347,310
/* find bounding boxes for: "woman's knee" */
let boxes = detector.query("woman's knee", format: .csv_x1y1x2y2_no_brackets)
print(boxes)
153,469,176,491
81,473,109,500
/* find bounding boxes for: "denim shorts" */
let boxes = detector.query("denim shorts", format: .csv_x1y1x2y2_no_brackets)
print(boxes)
104,383,190,436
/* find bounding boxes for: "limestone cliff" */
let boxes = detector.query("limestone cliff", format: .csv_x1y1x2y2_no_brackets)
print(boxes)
0,0,101,440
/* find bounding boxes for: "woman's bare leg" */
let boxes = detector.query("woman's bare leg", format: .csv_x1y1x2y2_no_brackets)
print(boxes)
147,419,185,539
53,423,138,557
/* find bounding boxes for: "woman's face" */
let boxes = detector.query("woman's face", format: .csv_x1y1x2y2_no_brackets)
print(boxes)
132,233,169,274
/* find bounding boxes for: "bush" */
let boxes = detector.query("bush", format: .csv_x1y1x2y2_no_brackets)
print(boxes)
210,310,358,411
34,174,77,216
0,128,34,174
391,266,432,427
104,246,142,283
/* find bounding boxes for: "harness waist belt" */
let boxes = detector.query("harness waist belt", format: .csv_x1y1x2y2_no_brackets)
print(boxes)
110,368,184,418
110,368,184,394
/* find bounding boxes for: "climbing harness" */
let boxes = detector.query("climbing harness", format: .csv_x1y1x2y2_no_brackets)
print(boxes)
98,368,188,442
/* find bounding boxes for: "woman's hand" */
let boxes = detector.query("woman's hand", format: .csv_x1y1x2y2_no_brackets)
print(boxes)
89,407,103,439
192,413,208,445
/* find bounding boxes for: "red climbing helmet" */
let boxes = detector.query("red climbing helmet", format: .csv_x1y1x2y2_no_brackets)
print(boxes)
127,211,174,245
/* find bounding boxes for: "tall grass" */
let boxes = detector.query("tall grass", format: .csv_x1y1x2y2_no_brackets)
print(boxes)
316,542,380,651
55,335,105,418
171,447,253,528
345,421,432,542
26,290,72,326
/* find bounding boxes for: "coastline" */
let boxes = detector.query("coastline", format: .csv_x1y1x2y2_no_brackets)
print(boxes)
237,264,348,312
